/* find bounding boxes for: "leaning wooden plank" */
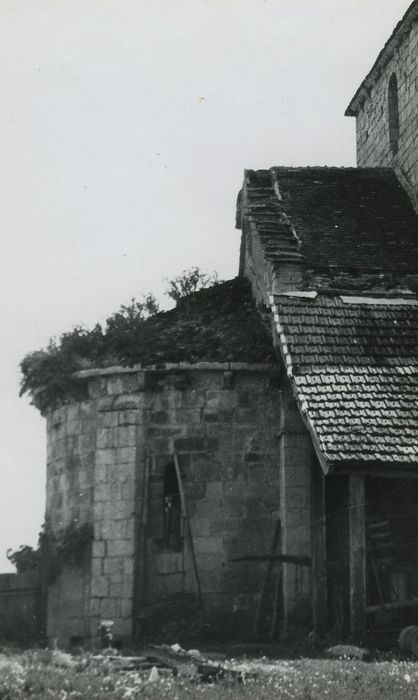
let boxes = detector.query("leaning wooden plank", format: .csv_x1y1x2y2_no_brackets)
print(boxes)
270,567,282,640
173,452,205,619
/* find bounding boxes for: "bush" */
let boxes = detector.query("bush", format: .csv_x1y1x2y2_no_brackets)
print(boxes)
19,296,159,413
165,267,222,303
6,545,40,574
19,275,272,413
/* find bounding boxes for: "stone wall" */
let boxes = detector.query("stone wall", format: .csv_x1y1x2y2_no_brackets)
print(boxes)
46,401,97,646
139,365,281,638
0,571,41,643
278,379,313,633
353,20,418,207
88,374,140,645
241,218,271,307
240,209,304,306
45,362,313,647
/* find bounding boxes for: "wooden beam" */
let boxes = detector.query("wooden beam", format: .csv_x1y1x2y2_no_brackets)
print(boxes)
349,475,366,638
366,598,418,614
336,466,418,480
311,460,327,637
230,553,311,566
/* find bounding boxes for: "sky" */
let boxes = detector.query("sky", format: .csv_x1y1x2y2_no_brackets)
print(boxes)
0,0,412,571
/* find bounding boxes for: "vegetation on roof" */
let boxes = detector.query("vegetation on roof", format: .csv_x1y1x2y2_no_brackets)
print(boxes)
20,277,274,413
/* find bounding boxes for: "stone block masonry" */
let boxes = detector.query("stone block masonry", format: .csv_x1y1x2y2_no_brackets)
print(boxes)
45,361,314,646
278,379,313,634
352,19,418,208
89,405,138,645
46,401,97,645
136,365,282,639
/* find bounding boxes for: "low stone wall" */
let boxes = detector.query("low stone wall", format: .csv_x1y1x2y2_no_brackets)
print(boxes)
0,571,42,643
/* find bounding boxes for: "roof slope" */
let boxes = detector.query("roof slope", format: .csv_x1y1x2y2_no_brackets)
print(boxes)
243,167,418,275
113,277,275,366
271,292,418,471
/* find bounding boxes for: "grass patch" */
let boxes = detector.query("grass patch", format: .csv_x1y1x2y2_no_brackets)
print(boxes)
1,650,418,699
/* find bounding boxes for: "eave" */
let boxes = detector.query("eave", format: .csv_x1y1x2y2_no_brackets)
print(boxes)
269,292,418,478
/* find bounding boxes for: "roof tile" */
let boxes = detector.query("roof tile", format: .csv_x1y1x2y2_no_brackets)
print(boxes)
273,293,418,469
243,167,418,276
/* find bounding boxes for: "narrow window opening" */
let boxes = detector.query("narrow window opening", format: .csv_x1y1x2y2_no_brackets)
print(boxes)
163,463,183,551
388,73,400,155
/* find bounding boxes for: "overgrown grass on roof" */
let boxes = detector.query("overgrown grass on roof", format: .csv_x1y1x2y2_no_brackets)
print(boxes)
20,278,274,413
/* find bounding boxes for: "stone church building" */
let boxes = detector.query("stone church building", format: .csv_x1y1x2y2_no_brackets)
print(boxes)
36,2,418,647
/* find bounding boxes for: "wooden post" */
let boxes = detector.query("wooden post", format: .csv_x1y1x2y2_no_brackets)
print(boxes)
349,475,366,638
311,460,327,637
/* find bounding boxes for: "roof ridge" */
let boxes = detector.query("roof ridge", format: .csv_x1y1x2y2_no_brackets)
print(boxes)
244,170,305,265
270,166,395,173
245,166,398,178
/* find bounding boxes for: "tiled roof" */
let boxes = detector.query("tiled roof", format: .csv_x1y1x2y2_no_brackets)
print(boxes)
242,167,418,275
271,292,418,470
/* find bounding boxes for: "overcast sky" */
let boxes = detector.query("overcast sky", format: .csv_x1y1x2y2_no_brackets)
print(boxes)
0,0,412,571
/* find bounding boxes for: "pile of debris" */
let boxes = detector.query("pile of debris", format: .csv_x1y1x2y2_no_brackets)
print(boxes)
92,643,252,683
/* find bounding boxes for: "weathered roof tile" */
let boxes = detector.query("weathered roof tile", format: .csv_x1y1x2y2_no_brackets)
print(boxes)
241,167,418,278
272,293,418,470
